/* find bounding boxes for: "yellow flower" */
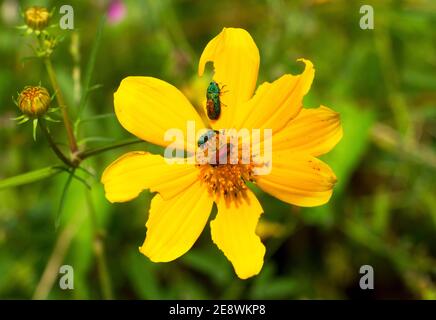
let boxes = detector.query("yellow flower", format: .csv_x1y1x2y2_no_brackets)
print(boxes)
101,28,342,279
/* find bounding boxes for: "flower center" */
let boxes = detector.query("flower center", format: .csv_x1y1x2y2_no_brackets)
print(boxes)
196,132,262,202
198,162,256,201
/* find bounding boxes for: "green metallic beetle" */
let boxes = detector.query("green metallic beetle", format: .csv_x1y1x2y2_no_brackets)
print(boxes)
206,81,225,120
197,129,231,166
197,129,219,148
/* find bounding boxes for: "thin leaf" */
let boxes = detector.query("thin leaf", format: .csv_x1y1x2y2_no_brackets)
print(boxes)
77,166,96,178
76,15,106,119
79,139,144,160
126,250,163,299
87,84,104,92
43,115,61,123
32,119,38,141
48,107,60,113
55,169,76,229
17,117,29,124
11,115,25,121
181,248,232,285
77,113,115,126
0,166,64,190
71,173,91,190
78,136,115,145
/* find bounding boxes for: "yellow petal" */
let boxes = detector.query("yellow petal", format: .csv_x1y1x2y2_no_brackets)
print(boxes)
114,77,206,151
272,106,343,156
256,151,337,207
140,181,213,262
199,27,260,129
211,190,265,279
101,151,199,202
233,59,315,132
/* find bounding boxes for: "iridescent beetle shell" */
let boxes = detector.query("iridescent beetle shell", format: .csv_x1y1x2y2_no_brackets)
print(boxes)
206,81,222,120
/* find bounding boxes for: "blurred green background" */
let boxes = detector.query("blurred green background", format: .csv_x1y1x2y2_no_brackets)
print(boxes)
0,0,435,299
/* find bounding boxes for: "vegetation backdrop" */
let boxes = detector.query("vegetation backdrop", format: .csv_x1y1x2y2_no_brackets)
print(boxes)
0,0,435,299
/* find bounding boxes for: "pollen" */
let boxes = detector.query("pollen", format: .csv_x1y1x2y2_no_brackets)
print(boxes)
196,132,265,203
198,162,256,203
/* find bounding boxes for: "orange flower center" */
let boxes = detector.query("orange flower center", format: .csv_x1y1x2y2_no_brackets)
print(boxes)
198,162,255,200
196,133,262,202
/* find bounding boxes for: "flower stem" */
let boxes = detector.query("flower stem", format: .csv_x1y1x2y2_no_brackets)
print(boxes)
39,119,75,167
32,209,85,300
85,190,113,299
78,139,144,160
44,57,79,155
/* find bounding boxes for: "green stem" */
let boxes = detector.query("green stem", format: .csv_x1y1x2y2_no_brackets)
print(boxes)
44,57,79,155
39,120,75,167
78,139,144,160
55,168,75,229
85,191,113,299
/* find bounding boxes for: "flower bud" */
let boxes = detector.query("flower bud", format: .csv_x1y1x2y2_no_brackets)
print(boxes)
17,86,51,117
24,6,50,31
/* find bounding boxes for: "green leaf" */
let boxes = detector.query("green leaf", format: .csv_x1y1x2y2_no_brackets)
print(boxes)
0,166,64,190
76,113,115,127
32,119,38,141
78,137,115,145
251,264,299,299
11,115,25,121
320,102,375,194
180,247,233,286
82,113,115,122
87,84,104,92
43,115,61,123
254,277,298,299
76,15,106,119
371,189,391,234
17,116,29,124
125,249,163,300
